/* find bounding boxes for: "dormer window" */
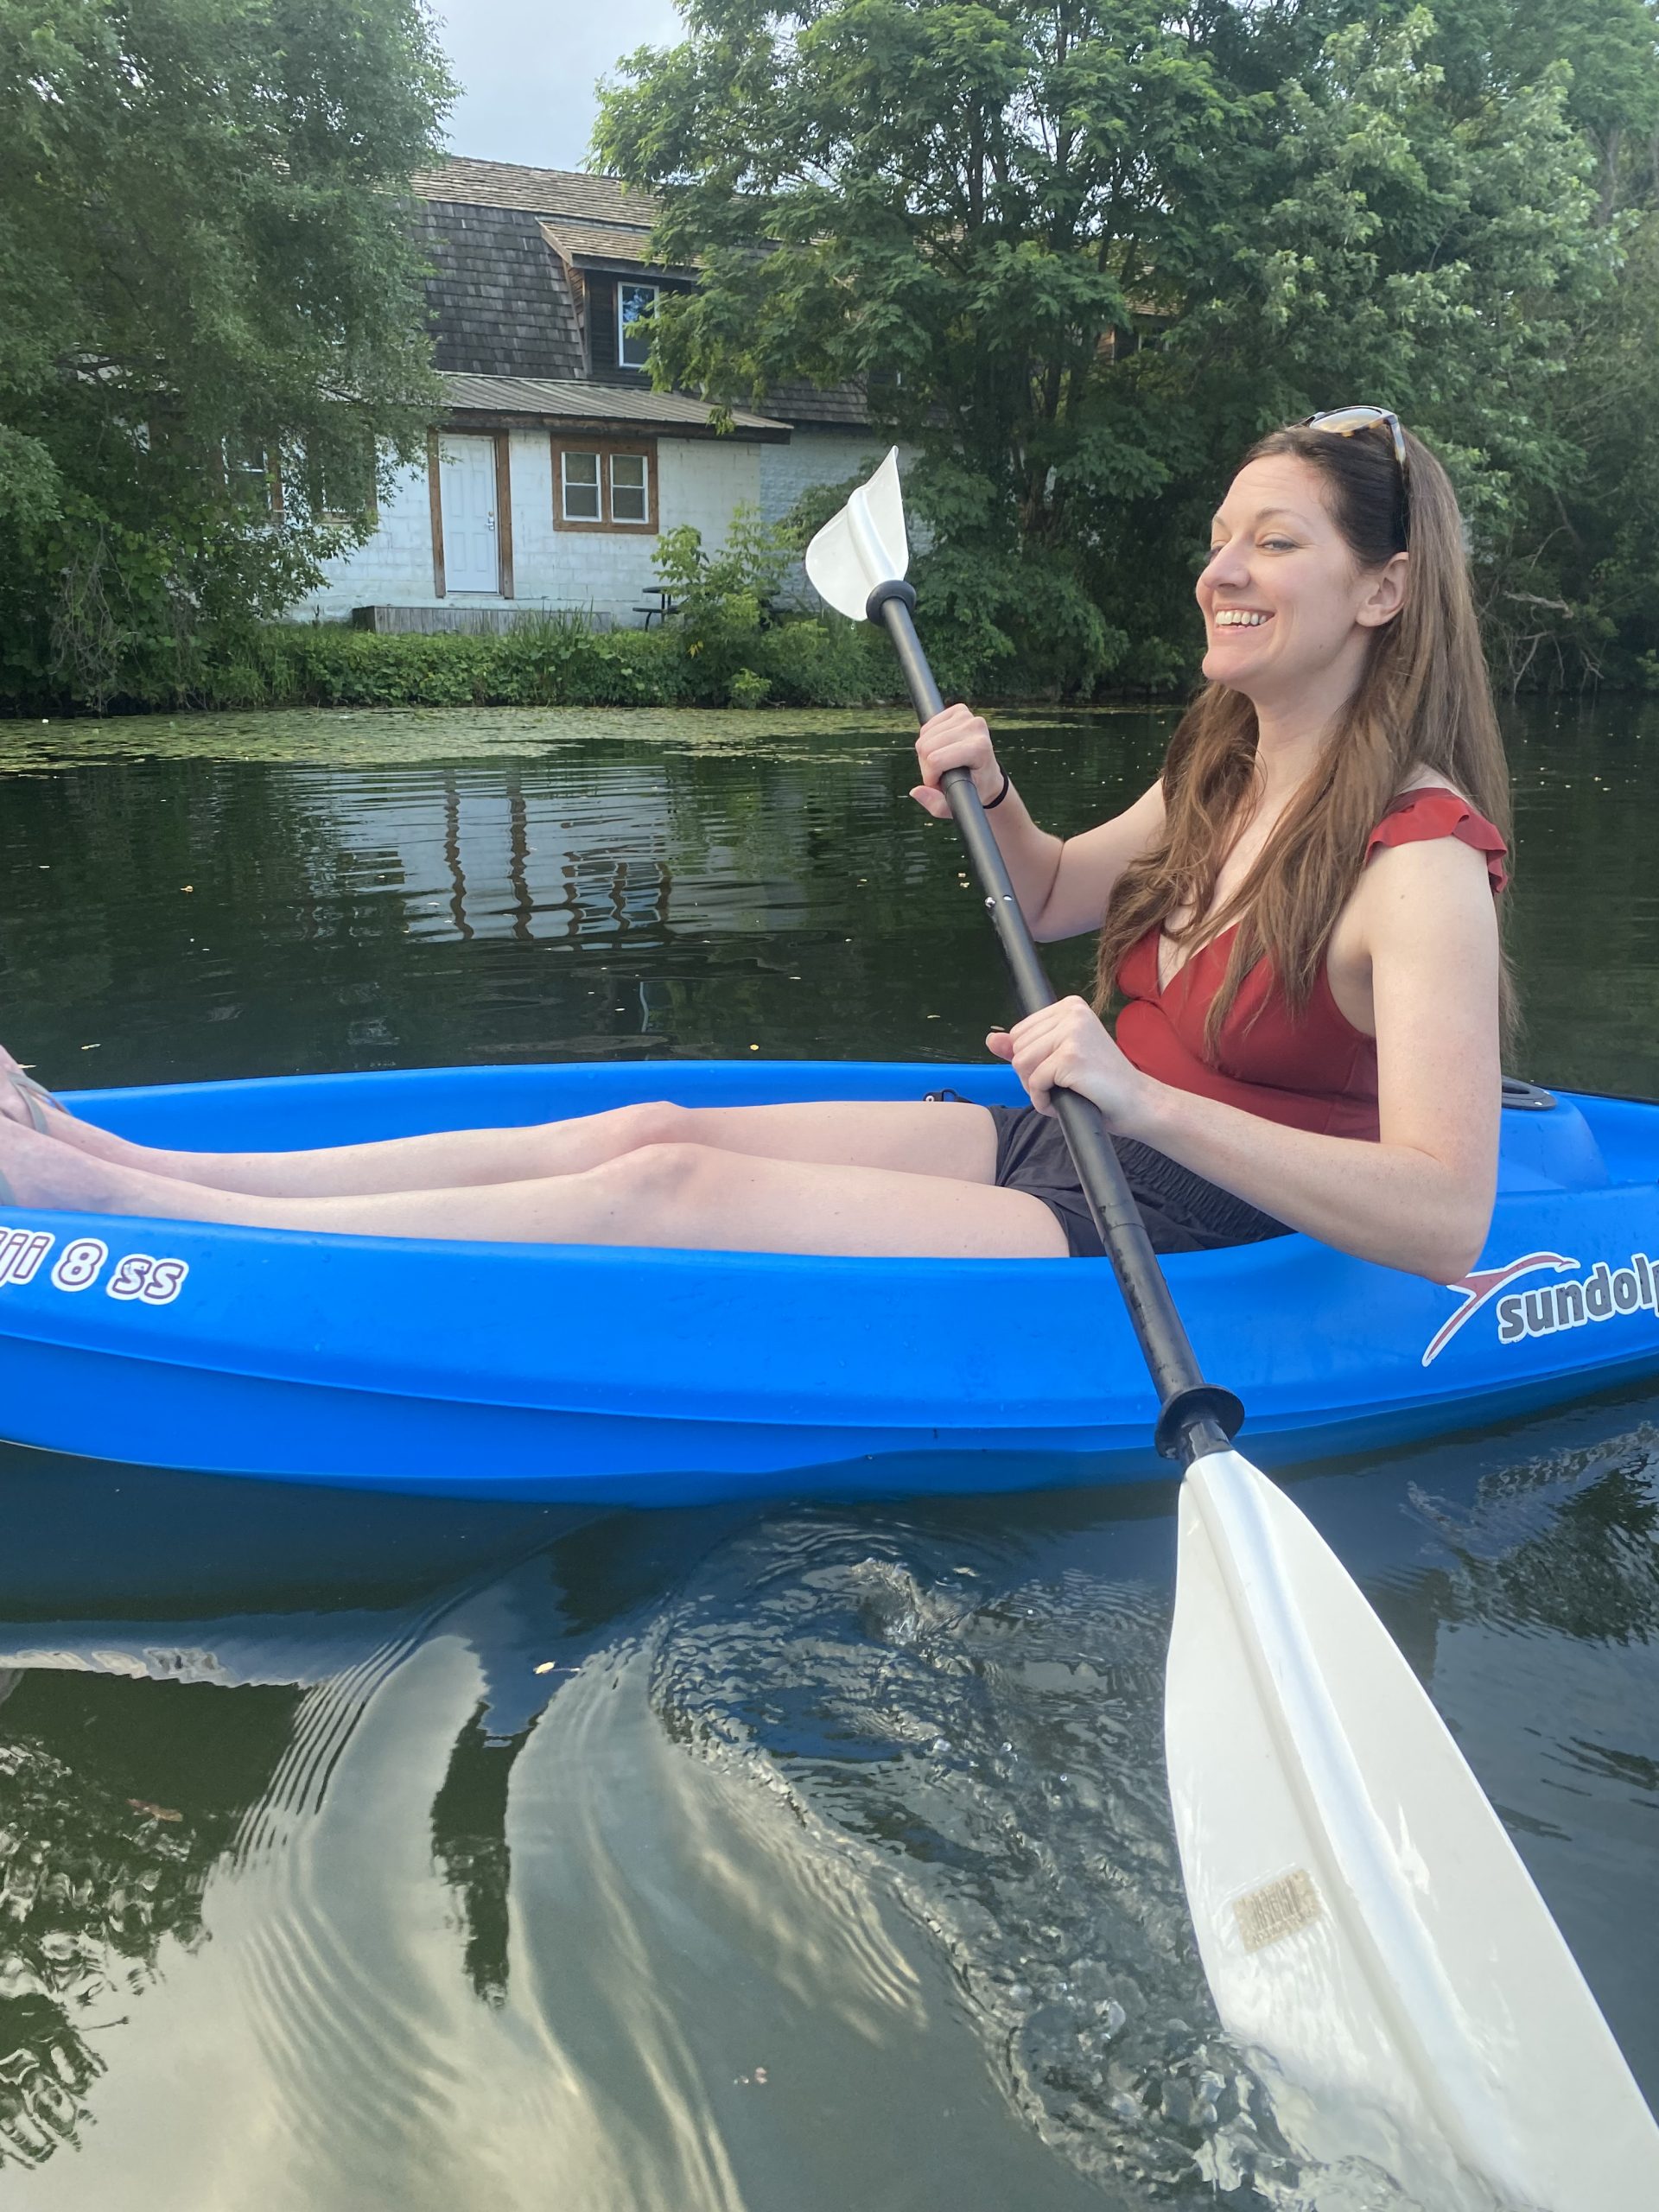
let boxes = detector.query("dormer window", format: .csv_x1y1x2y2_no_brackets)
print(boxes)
617,283,660,370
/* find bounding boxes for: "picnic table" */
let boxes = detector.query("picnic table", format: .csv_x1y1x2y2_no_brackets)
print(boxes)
633,587,679,628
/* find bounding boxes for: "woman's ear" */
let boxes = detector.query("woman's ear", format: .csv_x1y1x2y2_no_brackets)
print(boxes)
1357,550,1408,628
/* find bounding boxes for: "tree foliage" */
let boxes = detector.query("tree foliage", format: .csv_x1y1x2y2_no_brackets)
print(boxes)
0,0,451,704
598,0,1659,690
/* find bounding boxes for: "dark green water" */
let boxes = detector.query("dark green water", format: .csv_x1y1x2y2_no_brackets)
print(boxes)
0,700,1656,2207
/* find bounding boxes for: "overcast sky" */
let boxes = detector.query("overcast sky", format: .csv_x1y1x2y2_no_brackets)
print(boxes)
433,0,686,172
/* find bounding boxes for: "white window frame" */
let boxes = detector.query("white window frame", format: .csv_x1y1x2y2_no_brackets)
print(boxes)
560,447,602,523
607,449,651,526
617,283,661,371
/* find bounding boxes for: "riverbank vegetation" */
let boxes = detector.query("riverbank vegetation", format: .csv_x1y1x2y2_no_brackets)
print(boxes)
0,0,451,712
6,504,918,715
103,604,900,715
601,0,1659,695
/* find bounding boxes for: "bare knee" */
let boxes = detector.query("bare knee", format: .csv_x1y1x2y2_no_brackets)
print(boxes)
530,1097,691,1166
602,1098,694,1153
582,1139,716,1212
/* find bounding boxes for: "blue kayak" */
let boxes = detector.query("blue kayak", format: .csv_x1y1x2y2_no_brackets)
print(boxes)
0,1058,1655,1503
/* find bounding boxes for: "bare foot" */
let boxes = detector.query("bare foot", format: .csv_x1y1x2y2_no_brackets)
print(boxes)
0,1121,219,1224
0,1044,79,1131
0,1047,193,1179
0,1044,48,1131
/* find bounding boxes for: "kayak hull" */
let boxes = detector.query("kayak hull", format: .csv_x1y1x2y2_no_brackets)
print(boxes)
1,1059,1656,1502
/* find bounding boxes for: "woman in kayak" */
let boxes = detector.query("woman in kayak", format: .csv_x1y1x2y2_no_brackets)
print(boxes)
0,409,1508,1281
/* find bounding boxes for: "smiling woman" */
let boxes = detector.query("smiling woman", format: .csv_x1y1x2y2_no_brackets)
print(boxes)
0,418,1510,1284
911,414,1511,1281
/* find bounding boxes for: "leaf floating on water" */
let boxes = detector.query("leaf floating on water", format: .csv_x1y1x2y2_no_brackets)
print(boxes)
127,1798,182,1823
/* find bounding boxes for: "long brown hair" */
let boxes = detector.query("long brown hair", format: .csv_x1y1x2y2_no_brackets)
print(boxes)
1093,423,1512,1049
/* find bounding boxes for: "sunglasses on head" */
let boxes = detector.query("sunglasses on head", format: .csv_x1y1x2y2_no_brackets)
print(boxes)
1300,405,1410,541
1300,404,1408,477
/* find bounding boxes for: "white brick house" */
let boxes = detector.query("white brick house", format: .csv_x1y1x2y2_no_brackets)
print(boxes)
291,160,886,628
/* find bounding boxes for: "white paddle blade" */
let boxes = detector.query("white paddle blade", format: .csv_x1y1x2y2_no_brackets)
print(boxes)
803,446,908,619
1167,1448,1659,2209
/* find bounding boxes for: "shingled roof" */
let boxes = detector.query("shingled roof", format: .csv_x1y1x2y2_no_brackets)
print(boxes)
409,158,870,432
409,157,656,228
766,377,879,429
539,219,698,275
416,200,585,380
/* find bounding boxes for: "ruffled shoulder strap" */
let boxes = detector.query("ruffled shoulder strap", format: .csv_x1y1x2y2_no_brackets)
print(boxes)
1366,785,1509,894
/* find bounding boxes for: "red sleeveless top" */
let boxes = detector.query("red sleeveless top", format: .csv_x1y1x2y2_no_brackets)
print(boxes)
1114,787,1508,1141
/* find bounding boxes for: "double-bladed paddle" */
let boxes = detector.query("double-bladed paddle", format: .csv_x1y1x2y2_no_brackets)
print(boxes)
806,449,1659,2207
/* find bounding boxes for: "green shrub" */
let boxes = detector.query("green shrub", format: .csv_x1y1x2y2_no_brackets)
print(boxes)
0,589,1039,718
748,617,896,707
727,666,772,709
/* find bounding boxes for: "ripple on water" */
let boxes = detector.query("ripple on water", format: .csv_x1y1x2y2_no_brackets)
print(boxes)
8,1440,1654,2208
643,1507,1439,2207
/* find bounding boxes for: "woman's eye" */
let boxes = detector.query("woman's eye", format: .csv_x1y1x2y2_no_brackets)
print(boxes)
1261,537,1296,552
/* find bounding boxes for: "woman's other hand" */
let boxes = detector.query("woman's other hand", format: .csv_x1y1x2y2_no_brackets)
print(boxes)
912,704,1004,820
988,997,1154,1131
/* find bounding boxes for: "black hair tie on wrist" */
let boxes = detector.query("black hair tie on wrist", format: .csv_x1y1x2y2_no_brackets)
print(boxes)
983,770,1011,811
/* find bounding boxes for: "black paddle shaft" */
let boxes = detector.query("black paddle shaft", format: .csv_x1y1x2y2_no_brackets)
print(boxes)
870,581,1242,1463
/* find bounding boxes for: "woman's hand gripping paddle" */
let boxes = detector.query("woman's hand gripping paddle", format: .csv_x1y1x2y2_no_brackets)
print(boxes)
807,452,1659,2207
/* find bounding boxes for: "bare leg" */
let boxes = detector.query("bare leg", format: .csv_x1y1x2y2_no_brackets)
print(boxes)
8,1093,1000,1198
0,1119,1065,1260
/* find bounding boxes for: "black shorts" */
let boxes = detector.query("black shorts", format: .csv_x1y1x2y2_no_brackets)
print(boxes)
984,1102,1290,1261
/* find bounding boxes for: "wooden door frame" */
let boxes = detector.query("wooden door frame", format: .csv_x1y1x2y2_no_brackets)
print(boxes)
493,432,514,599
427,431,447,598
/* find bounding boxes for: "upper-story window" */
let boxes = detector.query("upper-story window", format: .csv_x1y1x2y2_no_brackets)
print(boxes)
617,283,660,370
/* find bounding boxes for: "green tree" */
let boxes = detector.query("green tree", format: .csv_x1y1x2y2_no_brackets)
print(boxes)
0,0,452,707
1413,0,1659,683
1108,10,1620,685
601,0,1265,693
598,1,1643,692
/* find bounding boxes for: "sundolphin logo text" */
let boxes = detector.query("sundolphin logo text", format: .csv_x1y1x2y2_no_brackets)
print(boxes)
1423,1249,1659,1367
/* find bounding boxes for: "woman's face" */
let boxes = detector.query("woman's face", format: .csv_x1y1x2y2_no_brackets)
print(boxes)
1195,453,1406,712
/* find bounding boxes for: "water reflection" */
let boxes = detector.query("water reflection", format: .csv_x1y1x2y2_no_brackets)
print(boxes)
4,697,1659,1096
0,1399,1655,2206
0,1669,300,2169
0,710,1156,1087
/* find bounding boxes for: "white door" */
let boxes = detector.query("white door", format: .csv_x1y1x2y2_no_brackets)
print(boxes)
439,435,499,592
